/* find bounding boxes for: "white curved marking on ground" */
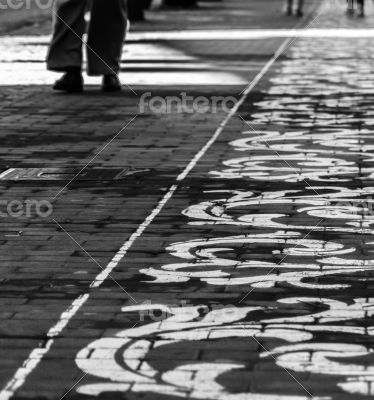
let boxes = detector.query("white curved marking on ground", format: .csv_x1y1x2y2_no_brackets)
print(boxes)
72,3,374,399
211,155,359,182
75,298,374,398
183,189,374,233
0,11,294,399
140,232,357,287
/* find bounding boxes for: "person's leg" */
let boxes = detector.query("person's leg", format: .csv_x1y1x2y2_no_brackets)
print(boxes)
285,0,293,15
46,0,87,72
357,0,365,16
86,0,127,76
296,0,303,16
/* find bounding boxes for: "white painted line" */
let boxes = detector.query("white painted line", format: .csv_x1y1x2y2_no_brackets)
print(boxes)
6,28,374,46
90,184,179,288
178,34,292,181
128,28,374,41
0,186,179,400
0,169,15,179
0,68,248,87
0,294,90,400
0,28,294,400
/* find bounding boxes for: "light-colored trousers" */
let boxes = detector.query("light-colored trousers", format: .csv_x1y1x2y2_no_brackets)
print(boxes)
47,0,127,76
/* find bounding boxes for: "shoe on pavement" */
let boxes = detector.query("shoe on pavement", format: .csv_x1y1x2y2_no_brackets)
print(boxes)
102,75,122,92
53,72,83,93
296,9,303,17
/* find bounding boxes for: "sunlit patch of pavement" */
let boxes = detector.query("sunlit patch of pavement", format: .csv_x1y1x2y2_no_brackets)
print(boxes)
0,36,247,86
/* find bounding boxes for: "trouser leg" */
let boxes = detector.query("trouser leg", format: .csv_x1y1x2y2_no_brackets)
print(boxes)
357,0,364,15
296,0,303,11
86,0,127,76
47,0,87,72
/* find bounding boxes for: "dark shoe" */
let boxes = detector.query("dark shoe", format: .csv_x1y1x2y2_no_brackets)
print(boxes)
358,8,365,17
286,7,292,15
53,72,83,93
296,9,303,17
102,75,122,92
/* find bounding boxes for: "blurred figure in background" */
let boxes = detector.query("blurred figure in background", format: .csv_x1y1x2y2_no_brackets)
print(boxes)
285,0,304,17
347,0,365,17
47,0,127,93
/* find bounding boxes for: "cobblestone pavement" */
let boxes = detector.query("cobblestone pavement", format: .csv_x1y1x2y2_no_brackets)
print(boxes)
3,0,374,399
